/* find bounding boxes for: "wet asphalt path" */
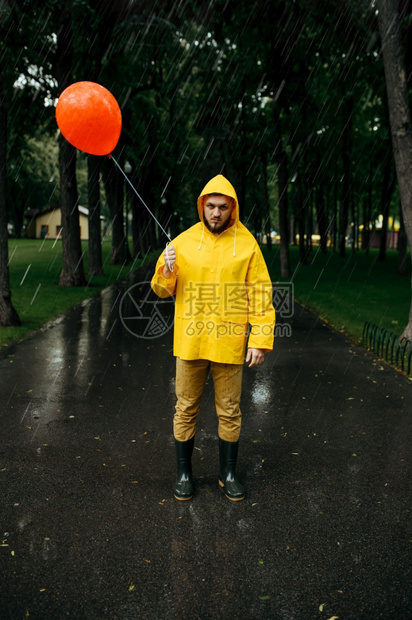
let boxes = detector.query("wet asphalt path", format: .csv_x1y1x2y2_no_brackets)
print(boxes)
0,266,411,619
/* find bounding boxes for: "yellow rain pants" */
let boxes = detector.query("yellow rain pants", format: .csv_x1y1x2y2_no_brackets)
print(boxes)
174,357,243,442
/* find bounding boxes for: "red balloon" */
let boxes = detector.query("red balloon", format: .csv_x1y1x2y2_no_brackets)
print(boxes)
56,81,122,156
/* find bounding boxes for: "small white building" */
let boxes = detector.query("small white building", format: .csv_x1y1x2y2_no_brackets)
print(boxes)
26,206,102,241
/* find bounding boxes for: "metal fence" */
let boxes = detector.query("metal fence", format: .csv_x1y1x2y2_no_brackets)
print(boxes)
362,322,412,376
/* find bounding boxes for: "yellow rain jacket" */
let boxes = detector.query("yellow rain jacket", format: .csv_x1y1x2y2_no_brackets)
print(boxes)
151,174,276,364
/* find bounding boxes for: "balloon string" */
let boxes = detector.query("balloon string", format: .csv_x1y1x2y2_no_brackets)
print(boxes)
109,154,172,242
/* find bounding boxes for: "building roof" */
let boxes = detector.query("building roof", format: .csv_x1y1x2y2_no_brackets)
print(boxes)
26,206,104,220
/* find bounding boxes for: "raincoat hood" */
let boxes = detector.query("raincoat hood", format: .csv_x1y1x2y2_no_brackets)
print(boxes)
197,174,239,227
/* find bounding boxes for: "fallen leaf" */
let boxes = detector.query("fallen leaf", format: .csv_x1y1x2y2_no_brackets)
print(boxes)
128,583,135,592
258,559,264,565
259,595,270,600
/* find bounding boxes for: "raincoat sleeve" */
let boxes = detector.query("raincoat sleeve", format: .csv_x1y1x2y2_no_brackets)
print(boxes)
151,251,179,298
246,248,276,351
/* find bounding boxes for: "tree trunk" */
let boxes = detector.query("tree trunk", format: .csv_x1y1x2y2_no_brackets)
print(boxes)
296,181,307,265
130,169,155,257
308,188,313,254
339,95,354,257
350,194,356,253
332,173,338,253
55,3,86,287
379,153,396,261
130,174,143,258
262,153,272,250
0,68,20,326
316,183,328,254
278,153,291,277
58,134,86,286
140,164,160,251
273,102,291,278
398,203,408,275
87,155,103,276
102,157,128,265
377,0,412,339
363,165,374,253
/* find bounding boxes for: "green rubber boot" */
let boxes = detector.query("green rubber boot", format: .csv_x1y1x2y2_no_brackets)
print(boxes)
173,437,194,501
218,438,245,501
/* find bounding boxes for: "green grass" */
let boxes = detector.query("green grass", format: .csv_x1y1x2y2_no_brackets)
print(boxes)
263,244,411,342
1,239,159,349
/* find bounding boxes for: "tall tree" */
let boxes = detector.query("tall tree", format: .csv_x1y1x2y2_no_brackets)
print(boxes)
54,1,86,286
102,156,128,264
78,0,135,269
377,0,412,339
339,95,354,257
0,67,20,326
274,103,291,278
87,155,103,275
0,2,20,326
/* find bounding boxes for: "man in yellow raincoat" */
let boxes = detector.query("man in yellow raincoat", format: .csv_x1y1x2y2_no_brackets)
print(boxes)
151,174,275,502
